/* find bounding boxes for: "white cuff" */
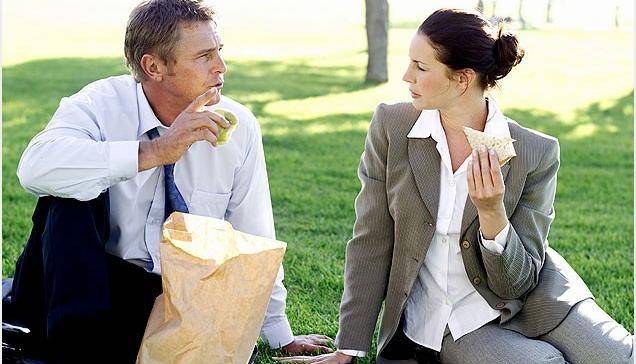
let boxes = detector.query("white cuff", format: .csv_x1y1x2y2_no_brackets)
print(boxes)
338,349,367,357
260,317,294,349
108,140,139,183
479,223,510,254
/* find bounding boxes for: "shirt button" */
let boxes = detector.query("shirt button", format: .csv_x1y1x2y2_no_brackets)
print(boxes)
461,240,471,249
496,302,506,309
442,236,448,244
473,276,482,285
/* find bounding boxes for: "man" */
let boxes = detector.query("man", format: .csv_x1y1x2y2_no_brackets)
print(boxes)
7,0,331,362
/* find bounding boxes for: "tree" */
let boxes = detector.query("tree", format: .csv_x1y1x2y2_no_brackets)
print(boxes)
365,0,389,83
546,0,554,23
518,0,527,29
476,0,484,14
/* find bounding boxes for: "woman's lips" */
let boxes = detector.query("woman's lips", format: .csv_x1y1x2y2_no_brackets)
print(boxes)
410,90,421,98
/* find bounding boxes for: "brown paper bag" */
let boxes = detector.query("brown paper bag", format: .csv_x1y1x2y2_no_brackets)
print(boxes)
136,212,287,364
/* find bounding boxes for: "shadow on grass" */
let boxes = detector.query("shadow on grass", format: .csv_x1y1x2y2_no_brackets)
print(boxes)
2,56,633,363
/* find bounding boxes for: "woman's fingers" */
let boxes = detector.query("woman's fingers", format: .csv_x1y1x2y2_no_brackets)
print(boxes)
472,149,484,193
489,149,504,190
467,158,476,194
478,146,493,189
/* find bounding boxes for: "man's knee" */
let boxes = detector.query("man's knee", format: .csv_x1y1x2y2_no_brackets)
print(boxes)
44,192,110,246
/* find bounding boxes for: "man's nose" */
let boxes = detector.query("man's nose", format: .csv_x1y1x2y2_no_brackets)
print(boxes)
213,56,227,74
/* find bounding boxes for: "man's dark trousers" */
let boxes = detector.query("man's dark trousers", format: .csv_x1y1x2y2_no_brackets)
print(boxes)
5,192,162,363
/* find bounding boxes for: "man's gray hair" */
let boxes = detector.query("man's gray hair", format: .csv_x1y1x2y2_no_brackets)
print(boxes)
124,0,215,82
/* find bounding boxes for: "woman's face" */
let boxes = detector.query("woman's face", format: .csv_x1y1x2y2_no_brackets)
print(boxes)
403,33,458,111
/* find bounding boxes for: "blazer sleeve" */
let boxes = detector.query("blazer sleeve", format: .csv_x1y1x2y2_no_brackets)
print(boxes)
335,104,394,352
479,139,560,300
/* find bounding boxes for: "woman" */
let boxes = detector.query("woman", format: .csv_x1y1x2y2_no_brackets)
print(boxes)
278,8,633,364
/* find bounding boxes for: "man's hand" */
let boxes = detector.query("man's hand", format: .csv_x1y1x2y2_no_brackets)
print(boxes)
138,88,229,171
273,352,354,364
280,335,334,355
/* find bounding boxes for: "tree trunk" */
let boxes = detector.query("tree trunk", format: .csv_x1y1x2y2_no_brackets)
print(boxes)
476,0,484,14
365,0,389,83
546,0,553,23
614,5,620,28
518,0,527,29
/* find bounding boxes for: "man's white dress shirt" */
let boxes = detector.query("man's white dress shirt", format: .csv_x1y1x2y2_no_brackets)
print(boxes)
341,99,511,357
17,75,294,348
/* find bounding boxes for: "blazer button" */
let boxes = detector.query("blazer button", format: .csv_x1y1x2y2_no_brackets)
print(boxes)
496,302,506,309
472,277,481,285
461,240,471,249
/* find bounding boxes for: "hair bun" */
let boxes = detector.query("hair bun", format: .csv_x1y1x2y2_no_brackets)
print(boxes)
488,27,525,86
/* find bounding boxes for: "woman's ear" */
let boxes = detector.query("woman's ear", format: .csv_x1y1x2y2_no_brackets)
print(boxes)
140,54,166,82
456,68,477,95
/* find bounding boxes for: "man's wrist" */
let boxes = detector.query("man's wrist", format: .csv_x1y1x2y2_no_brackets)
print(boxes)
138,140,163,172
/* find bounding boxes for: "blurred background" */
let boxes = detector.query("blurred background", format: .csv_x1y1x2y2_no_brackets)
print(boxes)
3,1,634,362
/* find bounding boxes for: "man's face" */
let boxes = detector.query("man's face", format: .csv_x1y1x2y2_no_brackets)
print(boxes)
162,20,227,107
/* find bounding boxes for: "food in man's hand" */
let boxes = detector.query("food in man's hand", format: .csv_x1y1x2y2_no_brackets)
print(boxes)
214,108,239,145
463,127,516,166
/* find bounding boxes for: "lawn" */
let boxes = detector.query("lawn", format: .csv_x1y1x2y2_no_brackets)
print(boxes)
2,26,633,363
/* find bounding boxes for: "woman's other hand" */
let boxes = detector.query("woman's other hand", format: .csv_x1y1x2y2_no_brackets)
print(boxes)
467,146,508,239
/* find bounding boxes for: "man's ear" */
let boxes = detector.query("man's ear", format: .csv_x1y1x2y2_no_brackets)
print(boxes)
140,54,166,82
455,68,477,95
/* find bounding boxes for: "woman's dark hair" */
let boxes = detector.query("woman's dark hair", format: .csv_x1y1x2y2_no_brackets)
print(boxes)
418,8,525,89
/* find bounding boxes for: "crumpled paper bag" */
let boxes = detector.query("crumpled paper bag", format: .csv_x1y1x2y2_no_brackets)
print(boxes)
137,212,287,364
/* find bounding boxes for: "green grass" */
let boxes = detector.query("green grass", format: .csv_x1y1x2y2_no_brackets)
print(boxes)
2,29,633,363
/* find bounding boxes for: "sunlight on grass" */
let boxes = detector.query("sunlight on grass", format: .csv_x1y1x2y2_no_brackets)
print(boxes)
2,3,633,361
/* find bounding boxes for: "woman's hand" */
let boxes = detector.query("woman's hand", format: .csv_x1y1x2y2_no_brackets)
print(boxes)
273,351,354,363
467,146,508,239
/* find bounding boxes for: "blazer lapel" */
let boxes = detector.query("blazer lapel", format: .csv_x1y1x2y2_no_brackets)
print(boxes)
408,137,441,223
460,162,512,235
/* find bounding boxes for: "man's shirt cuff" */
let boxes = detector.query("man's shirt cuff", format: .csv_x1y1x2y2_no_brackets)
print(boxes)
109,140,139,183
261,317,294,349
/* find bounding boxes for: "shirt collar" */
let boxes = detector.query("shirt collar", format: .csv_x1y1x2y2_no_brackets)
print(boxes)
407,98,511,141
136,82,165,138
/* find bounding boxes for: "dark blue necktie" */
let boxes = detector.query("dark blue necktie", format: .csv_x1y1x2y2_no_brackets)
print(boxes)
146,128,189,219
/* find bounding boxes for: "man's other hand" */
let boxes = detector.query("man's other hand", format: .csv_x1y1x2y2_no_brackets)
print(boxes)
281,334,334,355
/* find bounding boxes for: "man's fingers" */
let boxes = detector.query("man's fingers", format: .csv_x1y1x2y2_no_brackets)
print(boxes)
193,128,217,147
313,338,333,346
303,344,333,353
195,110,230,128
306,335,333,345
313,345,333,353
190,117,220,137
186,88,219,112
311,335,334,342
